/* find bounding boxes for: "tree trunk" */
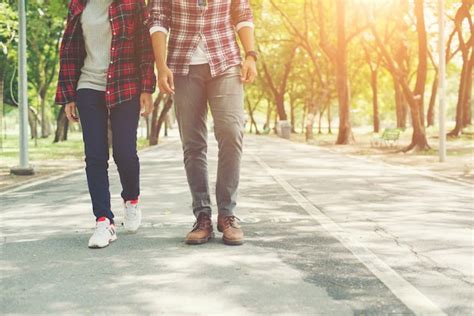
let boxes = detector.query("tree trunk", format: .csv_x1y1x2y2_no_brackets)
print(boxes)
370,69,380,133
153,96,174,144
394,79,407,129
246,99,260,135
264,103,272,131
305,103,316,141
427,72,438,127
448,53,469,137
39,87,51,138
335,0,352,144
53,106,69,143
290,99,296,133
301,104,307,134
462,49,473,127
28,106,39,140
414,0,428,127
448,2,472,136
399,79,430,151
327,103,332,134
149,93,163,145
275,94,287,121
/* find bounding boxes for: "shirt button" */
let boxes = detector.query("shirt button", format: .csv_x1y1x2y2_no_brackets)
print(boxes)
112,47,115,51
110,61,113,64
108,75,112,78
113,32,116,36
107,91,111,95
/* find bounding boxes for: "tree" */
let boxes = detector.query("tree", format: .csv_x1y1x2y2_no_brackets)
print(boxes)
448,1,473,137
362,42,382,133
27,0,67,138
149,93,173,146
260,44,296,122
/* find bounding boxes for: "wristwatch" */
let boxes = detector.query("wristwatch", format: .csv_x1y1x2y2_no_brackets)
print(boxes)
245,51,258,62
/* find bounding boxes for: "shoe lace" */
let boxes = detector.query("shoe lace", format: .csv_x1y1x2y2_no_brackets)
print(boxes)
192,214,212,231
224,216,240,229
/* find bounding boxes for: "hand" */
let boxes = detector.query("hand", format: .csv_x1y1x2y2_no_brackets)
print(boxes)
158,65,175,95
140,92,153,117
65,102,79,123
241,57,257,84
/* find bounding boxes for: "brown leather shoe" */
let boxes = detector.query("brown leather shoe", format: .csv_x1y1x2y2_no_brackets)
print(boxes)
217,215,244,245
185,213,214,245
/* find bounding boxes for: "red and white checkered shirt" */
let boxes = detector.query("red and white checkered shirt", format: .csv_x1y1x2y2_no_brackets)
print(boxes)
55,0,156,109
147,0,254,77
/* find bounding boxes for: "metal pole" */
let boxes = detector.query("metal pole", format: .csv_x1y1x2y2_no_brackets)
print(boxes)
438,0,447,162
11,0,34,175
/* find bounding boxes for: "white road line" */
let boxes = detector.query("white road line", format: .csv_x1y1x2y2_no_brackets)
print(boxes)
252,154,447,316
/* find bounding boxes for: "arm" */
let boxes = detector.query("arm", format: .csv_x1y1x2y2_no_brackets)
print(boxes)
55,9,77,106
136,0,157,95
136,0,157,116
148,0,174,94
232,0,257,83
55,5,81,122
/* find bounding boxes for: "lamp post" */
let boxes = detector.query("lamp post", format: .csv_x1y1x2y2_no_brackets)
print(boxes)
11,0,34,175
438,0,447,162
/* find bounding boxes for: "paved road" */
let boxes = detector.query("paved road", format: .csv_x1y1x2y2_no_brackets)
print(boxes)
1,134,473,315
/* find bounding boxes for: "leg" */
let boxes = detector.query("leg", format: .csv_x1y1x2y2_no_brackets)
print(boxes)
207,66,245,217
109,97,141,202
174,65,212,218
76,89,114,221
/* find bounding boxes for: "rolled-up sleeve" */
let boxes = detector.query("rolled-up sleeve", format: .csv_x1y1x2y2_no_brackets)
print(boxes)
147,0,171,33
231,0,254,28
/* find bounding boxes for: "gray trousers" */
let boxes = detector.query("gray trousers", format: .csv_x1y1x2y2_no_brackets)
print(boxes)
174,64,245,218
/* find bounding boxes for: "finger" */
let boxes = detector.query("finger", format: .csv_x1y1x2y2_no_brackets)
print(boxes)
248,71,256,83
141,101,149,117
241,66,248,81
160,79,173,94
245,69,252,82
139,98,145,115
159,81,169,94
169,74,175,93
143,105,152,117
69,104,79,122
70,105,79,122
65,106,72,121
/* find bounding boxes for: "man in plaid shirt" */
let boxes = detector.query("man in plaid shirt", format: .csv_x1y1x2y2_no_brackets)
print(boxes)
148,0,257,245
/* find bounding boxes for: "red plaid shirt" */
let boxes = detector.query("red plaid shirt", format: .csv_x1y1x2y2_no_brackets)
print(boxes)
55,0,156,108
147,0,254,77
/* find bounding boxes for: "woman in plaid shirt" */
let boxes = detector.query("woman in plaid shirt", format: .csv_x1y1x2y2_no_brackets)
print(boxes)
148,0,257,246
55,0,156,248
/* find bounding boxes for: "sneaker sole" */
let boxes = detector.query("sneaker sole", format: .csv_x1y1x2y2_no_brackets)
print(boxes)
185,232,215,245
88,235,117,249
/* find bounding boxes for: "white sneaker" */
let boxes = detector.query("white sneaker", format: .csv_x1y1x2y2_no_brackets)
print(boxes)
88,217,117,249
123,200,141,233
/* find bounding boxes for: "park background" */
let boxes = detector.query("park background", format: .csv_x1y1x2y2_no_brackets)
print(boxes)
0,0,472,188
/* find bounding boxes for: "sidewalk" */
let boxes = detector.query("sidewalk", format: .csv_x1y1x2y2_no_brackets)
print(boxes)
1,134,472,315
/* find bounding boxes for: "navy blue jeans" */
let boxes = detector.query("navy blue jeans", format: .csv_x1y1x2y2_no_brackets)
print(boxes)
76,89,140,222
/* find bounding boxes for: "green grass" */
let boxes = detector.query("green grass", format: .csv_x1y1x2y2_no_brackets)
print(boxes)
1,133,152,167
286,126,474,157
